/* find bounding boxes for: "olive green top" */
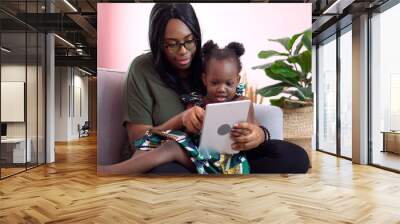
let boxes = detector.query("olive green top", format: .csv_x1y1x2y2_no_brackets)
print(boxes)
123,52,185,126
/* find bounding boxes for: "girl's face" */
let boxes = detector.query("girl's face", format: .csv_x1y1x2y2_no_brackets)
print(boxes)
163,19,197,72
202,58,240,103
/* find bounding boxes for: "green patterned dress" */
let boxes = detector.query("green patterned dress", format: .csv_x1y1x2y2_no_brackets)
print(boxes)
134,84,250,174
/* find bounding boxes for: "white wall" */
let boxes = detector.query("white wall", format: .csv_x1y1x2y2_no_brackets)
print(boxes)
1,82,25,122
72,73,89,138
1,64,26,82
55,66,69,141
55,67,89,141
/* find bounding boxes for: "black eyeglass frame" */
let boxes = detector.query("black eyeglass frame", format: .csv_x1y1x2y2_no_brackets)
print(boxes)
163,38,198,53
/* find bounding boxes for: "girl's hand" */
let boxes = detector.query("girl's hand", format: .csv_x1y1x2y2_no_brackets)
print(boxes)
230,122,265,151
182,106,205,134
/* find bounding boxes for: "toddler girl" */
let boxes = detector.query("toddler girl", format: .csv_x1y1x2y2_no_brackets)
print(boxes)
99,40,257,174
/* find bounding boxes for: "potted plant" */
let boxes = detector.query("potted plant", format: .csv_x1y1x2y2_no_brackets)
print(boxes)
253,30,313,163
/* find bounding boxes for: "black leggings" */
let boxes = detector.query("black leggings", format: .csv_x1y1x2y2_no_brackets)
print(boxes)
245,140,309,173
148,140,310,174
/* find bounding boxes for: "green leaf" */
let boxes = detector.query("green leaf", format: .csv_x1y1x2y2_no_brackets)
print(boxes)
257,86,284,97
270,97,286,108
294,41,303,55
288,50,311,75
283,89,306,101
265,67,299,87
269,37,291,51
257,50,288,59
256,82,287,97
298,87,313,98
269,61,300,79
288,32,302,52
301,30,312,51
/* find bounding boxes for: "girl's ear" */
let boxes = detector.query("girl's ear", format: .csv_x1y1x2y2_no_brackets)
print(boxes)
202,73,207,85
237,74,241,83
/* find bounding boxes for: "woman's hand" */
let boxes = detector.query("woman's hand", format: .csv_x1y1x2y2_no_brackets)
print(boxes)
182,106,205,134
230,122,265,151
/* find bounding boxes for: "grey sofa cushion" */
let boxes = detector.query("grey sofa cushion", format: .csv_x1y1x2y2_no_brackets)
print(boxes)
254,104,283,140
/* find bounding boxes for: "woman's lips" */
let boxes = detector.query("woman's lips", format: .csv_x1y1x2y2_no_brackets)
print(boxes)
177,58,190,66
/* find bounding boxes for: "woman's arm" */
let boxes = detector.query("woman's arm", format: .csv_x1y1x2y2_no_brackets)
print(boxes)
126,123,152,143
126,113,183,143
126,105,205,143
123,54,204,144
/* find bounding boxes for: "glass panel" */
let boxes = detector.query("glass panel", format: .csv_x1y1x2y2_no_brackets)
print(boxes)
38,32,45,165
0,1,46,178
339,28,352,158
27,31,38,169
317,35,337,154
1,30,27,177
371,3,400,171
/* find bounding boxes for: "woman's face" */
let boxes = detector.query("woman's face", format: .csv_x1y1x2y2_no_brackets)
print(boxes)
202,58,240,104
163,19,197,72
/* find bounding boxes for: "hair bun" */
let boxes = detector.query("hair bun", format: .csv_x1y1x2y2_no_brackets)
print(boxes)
202,40,218,56
226,42,245,57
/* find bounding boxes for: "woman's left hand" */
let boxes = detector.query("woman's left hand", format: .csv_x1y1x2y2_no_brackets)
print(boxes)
230,122,265,151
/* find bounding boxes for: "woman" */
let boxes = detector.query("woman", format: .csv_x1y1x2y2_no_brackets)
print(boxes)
118,3,309,174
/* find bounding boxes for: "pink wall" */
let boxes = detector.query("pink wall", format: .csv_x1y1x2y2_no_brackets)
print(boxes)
97,3,153,73
98,3,311,88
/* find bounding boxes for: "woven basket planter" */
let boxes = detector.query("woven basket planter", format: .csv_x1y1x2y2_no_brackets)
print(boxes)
283,106,313,166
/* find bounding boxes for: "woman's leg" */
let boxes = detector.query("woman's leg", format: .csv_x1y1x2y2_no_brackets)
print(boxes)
147,161,193,174
99,141,194,175
245,140,310,173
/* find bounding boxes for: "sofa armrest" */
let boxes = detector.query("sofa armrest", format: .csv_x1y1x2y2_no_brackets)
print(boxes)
253,104,283,140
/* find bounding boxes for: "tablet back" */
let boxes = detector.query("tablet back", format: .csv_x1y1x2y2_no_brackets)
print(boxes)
199,100,251,155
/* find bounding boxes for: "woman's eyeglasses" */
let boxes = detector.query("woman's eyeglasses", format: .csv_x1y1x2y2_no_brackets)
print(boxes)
164,39,196,53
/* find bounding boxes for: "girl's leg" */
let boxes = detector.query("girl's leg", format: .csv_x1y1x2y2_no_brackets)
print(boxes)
98,141,194,175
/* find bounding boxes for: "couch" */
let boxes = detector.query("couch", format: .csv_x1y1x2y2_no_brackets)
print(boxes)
97,68,285,173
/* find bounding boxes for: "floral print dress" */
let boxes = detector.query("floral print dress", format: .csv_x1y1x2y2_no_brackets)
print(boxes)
134,84,250,174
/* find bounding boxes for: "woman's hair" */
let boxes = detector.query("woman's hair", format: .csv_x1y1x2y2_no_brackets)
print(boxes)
202,40,245,74
149,3,205,95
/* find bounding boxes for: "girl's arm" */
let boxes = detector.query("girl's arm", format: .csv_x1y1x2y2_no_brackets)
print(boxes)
230,96,265,151
153,112,184,131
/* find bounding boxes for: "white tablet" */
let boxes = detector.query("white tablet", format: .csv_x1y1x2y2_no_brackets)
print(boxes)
199,100,251,155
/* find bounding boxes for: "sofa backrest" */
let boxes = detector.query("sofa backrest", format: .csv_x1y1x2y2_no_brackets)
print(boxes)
97,68,128,165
